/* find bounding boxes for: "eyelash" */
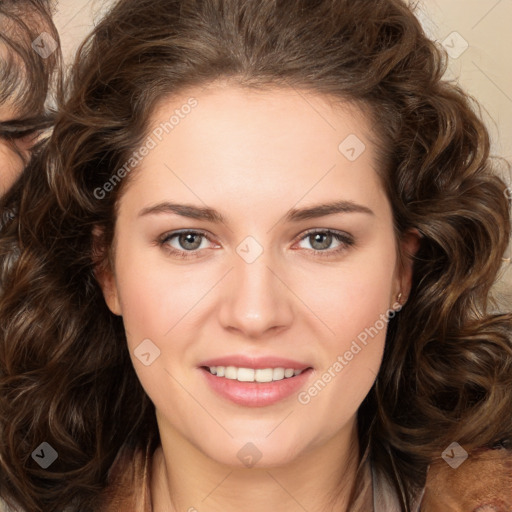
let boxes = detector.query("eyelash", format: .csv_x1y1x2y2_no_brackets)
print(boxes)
0,128,38,140
157,228,355,260
0,116,53,140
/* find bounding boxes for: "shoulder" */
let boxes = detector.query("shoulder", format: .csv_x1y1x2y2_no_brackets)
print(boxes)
371,462,424,512
0,497,21,512
420,446,512,511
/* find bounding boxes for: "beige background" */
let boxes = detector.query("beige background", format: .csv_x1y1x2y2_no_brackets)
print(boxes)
52,0,512,310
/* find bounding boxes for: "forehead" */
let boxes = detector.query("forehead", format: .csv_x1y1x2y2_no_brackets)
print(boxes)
125,84,382,194
151,83,370,136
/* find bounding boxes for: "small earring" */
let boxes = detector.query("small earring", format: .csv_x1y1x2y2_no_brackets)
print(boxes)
396,292,403,305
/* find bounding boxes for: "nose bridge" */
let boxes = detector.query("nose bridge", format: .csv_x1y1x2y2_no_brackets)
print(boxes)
218,237,293,337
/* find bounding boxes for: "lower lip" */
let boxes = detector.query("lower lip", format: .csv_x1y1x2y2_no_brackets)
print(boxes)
200,367,313,407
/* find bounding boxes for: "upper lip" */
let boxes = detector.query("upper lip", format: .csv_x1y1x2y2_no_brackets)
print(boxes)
199,355,312,370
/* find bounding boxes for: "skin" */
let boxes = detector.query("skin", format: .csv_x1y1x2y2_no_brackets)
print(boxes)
98,83,420,512
0,104,29,196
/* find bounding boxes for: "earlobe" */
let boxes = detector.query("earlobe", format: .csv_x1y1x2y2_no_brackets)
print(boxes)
92,226,122,316
397,228,422,304
96,267,122,316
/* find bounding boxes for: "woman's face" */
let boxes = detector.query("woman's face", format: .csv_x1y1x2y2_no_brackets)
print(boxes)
99,84,419,467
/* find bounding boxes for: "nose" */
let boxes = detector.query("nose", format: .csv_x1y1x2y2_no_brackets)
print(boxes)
218,244,294,339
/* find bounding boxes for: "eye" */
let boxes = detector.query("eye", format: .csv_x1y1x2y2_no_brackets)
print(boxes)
295,229,354,257
0,128,38,140
0,116,53,141
157,230,217,259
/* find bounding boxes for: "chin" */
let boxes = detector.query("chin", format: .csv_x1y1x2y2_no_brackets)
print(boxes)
202,436,304,469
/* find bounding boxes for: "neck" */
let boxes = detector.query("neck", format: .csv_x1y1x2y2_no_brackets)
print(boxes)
150,416,366,512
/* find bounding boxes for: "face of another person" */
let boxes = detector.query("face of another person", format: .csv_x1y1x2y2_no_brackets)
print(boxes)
0,5,53,197
99,84,419,468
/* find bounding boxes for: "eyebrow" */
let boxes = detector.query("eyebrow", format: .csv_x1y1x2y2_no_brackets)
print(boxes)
138,200,374,223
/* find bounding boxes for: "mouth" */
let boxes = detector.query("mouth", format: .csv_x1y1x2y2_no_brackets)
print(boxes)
199,364,314,407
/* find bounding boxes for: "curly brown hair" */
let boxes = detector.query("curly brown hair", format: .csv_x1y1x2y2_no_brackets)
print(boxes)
1,0,511,511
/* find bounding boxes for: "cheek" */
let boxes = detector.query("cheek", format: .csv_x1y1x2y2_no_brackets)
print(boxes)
293,237,397,348
0,142,24,194
114,258,175,345
299,299,388,437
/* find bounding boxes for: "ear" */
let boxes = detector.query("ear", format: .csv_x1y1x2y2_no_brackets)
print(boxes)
393,227,422,306
92,226,122,316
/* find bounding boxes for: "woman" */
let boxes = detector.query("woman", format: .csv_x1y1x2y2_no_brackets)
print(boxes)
1,0,511,510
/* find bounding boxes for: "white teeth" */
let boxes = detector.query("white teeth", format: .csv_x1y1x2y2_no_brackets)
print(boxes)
237,367,255,382
206,366,305,383
255,368,273,382
273,367,285,381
